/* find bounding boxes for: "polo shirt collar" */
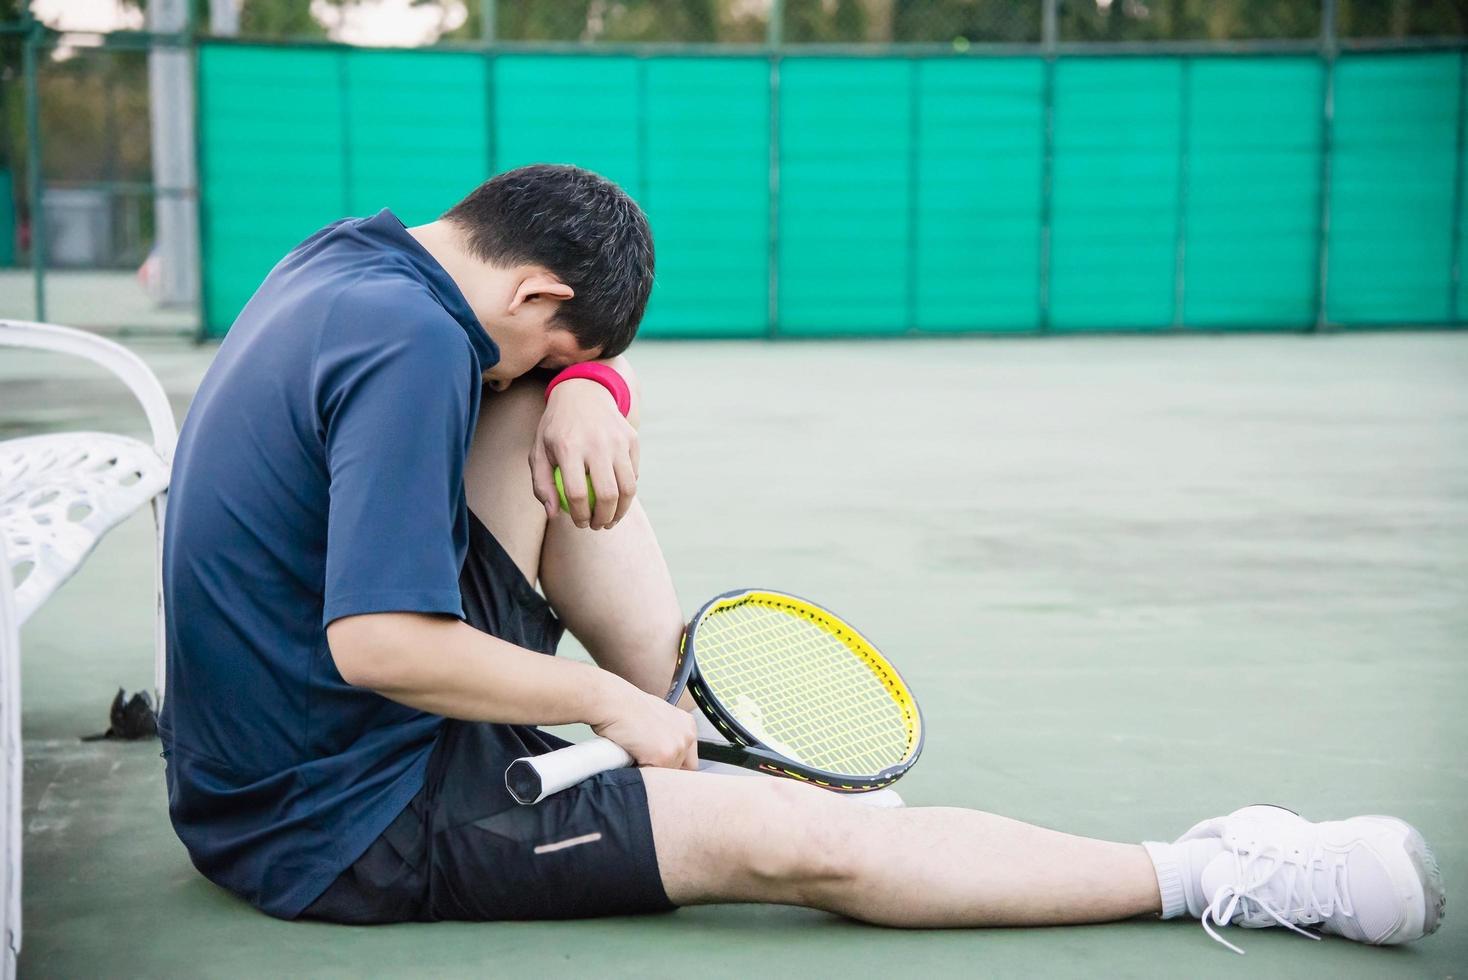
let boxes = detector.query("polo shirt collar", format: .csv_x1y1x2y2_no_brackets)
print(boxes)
360,208,501,369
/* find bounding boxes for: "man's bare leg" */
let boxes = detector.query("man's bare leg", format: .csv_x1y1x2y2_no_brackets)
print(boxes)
464,381,553,587
463,381,1441,944
466,379,684,696
467,383,1157,926
643,767,1161,927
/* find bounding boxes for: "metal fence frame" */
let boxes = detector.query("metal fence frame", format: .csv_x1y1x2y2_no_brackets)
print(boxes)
4,0,1467,340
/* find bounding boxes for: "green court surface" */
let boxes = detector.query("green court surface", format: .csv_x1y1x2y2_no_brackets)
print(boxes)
10,332,1467,978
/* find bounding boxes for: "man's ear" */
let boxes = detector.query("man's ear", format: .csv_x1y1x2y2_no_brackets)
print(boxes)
508,272,574,312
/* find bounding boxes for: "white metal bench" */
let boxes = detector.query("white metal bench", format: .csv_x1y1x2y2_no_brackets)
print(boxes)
0,320,177,980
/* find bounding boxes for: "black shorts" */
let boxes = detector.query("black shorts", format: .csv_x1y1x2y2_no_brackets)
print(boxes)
301,513,675,924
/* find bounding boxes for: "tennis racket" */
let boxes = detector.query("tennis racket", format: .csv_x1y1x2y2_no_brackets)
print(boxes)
505,588,923,805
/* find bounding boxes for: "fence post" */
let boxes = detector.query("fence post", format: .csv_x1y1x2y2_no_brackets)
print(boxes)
906,59,920,333
767,1,782,337
636,57,649,206
1313,0,1338,331
148,0,202,310
1450,51,1465,324
1038,0,1058,333
339,53,354,217
21,5,44,321
1172,58,1191,330
192,17,209,338
481,0,496,43
208,0,237,34
479,0,498,181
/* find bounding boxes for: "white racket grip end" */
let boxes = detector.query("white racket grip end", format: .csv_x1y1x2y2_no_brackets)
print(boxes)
505,737,635,805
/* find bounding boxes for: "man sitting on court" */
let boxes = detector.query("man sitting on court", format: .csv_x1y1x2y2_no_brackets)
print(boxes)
159,164,1444,949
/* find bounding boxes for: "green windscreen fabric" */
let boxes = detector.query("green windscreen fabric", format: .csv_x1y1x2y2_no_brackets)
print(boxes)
200,45,346,336
494,56,771,337
1051,58,1183,331
493,56,641,198
1328,52,1460,326
915,59,1045,332
343,50,488,226
1184,58,1323,329
641,58,769,337
200,46,489,335
778,58,912,334
198,45,1465,339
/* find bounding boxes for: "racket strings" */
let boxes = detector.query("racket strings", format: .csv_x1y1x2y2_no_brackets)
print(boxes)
700,613,908,773
694,601,913,775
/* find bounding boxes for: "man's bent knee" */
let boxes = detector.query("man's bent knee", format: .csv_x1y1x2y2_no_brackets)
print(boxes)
741,780,860,889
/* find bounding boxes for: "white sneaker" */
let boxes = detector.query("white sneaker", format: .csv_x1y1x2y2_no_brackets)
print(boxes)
1176,804,1446,954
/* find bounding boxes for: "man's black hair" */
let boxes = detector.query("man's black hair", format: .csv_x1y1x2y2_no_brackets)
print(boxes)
442,164,654,359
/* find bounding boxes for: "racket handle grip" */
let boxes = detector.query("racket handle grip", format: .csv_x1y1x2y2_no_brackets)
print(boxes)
505,737,634,805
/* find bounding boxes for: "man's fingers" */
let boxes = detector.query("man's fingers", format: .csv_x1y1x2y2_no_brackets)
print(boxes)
610,456,637,526
529,444,558,518
589,460,618,530
559,456,593,528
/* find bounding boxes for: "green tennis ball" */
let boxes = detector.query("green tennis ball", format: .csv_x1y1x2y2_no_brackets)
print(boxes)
553,467,596,513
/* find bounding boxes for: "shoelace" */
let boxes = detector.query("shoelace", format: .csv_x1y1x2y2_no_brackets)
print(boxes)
1200,841,1351,955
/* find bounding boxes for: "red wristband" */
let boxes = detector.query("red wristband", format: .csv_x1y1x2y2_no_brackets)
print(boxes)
544,363,632,418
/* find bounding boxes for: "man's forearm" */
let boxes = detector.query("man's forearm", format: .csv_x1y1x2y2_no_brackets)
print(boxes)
327,612,630,727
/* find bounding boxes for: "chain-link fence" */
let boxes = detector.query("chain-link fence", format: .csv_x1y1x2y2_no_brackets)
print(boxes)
14,1,1468,50
1,6,196,334
218,1,1468,46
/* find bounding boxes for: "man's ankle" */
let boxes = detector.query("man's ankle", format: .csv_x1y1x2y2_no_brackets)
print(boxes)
1142,838,1224,919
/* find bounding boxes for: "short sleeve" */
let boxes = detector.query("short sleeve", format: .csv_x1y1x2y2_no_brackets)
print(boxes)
316,311,480,626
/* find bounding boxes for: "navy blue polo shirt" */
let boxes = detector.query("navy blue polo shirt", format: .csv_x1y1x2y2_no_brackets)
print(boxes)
159,209,498,918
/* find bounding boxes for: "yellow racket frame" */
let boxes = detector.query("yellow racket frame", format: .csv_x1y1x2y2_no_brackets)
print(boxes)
682,589,924,792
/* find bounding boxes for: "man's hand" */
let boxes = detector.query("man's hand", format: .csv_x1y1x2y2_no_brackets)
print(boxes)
590,684,699,771
531,364,640,530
